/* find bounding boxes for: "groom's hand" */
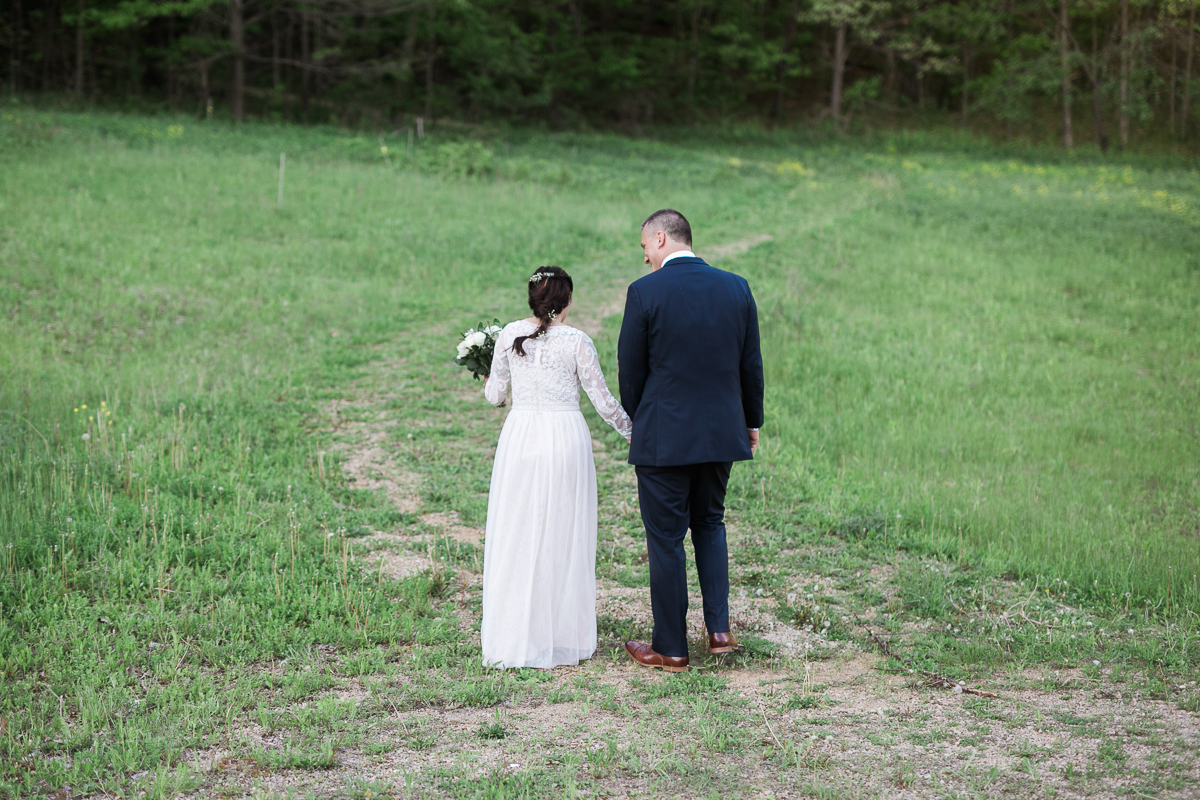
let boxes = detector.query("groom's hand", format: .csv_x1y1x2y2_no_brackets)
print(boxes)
748,428,759,455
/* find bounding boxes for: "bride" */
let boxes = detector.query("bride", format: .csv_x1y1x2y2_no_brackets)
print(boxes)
481,266,632,669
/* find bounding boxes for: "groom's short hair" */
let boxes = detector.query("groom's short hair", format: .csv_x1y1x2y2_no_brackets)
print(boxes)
642,209,692,246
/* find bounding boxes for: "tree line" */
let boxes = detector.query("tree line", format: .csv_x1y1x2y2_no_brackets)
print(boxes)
3,0,1198,148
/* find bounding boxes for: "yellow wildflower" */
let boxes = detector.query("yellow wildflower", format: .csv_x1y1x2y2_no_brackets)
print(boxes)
775,160,810,177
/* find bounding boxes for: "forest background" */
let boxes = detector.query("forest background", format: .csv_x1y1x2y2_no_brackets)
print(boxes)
3,0,1200,150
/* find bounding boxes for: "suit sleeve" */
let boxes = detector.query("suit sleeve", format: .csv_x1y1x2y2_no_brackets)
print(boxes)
617,285,649,419
740,283,765,429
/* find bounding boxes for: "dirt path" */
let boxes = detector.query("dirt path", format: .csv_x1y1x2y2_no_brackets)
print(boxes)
186,237,1198,799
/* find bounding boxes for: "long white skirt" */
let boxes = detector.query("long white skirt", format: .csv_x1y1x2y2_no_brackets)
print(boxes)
481,405,597,669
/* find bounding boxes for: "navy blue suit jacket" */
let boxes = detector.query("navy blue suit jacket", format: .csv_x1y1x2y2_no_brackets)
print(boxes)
617,256,764,467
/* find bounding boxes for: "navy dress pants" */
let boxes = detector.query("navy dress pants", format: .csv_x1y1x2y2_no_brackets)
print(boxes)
634,461,733,658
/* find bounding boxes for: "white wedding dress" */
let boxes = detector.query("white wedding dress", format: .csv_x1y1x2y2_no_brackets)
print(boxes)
481,320,632,669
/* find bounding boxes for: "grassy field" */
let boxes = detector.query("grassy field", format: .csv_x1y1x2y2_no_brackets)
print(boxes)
1,109,1199,799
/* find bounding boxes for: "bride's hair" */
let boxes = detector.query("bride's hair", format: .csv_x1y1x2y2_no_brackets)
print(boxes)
513,266,573,356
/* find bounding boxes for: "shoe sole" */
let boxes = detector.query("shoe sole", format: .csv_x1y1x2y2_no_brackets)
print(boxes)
709,646,737,654
630,657,688,673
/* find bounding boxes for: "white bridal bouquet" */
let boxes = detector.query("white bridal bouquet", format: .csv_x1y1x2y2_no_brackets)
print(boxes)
455,320,503,380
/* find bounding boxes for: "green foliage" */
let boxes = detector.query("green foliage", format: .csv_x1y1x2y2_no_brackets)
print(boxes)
5,0,1198,145
423,142,497,179
477,714,508,740
636,672,730,701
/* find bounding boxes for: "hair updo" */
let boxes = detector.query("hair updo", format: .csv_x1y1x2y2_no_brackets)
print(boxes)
512,266,573,357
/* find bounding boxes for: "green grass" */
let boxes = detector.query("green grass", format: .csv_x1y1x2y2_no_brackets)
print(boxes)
1,108,1199,797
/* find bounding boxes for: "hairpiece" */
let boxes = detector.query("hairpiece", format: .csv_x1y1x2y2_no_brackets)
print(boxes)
547,310,558,322
529,272,551,284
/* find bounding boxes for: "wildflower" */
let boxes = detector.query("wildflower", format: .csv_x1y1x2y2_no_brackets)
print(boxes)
774,160,809,177
81,404,87,409
82,434,90,441
74,408,79,413
380,146,388,154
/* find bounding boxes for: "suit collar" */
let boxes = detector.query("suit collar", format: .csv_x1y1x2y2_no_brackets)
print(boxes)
658,255,708,269
660,249,696,267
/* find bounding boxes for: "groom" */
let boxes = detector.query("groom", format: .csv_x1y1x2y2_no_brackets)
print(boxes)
617,209,764,672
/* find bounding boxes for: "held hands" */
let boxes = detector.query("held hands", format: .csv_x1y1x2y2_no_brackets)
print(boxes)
748,428,759,455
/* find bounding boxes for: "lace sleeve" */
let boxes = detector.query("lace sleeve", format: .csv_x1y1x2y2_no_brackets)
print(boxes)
483,329,511,407
575,333,632,440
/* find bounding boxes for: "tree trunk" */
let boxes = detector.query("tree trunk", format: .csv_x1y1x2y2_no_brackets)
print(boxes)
1091,21,1106,152
1060,0,1073,148
1184,3,1196,140
230,0,245,123
10,0,20,95
961,41,969,128
640,0,655,35
300,10,310,114
167,17,175,107
74,0,84,97
1118,0,1128,148
41,0,54,91
885,48,896,102
285,12,293,99
398,9,417,115
272,9,280,88
425,0,435,121
687,0,703,114
200,62,210,118
1004,0,1013,140
313,15,322,104
772,0,800,118
1170,30,1178,133
831,20,847,127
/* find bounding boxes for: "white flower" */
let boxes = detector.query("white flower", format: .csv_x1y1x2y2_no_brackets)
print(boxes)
456,340,471,359
467,331,487,348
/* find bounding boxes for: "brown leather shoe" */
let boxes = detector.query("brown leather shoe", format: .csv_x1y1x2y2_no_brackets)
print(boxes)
708,630,738,654
625,641,689,673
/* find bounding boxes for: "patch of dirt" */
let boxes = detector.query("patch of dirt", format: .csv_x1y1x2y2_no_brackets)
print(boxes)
419,510,484,546
359,535,430,580
706,233,773,261
322,363,486,582
327,393,421,516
